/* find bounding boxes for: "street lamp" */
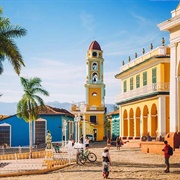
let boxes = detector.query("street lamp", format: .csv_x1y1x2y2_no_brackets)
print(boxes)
79,102,87,152
63,120,67,147
74,113,81,143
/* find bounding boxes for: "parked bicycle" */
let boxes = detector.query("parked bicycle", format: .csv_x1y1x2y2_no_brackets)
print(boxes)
77,148,97,164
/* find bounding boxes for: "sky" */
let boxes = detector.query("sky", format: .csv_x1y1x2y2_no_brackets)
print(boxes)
0,0,179,105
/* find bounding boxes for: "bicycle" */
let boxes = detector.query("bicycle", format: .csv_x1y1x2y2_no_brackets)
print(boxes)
77,148,97,164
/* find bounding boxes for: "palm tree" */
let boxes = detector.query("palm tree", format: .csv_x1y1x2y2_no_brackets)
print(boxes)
17,77,49,158
0,7,27,75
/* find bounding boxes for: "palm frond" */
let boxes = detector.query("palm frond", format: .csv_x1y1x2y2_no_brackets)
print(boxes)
32,87,49,96
0,37,25,75
0,25,27,38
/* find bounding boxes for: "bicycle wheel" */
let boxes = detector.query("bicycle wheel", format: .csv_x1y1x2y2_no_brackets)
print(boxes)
78,153,87,164
87,152,97,162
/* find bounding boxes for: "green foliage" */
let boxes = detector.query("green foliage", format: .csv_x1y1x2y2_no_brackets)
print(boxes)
17,77,49,122
0,6,27,75
104,119,111,131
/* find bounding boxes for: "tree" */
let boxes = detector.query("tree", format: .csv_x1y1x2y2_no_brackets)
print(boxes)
17,77,49,158
0,7,27,75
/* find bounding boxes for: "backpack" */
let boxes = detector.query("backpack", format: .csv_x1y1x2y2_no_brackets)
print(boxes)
168,145,173,156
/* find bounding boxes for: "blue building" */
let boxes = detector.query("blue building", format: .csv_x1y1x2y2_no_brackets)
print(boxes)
0,105,74,147
107,110,120,140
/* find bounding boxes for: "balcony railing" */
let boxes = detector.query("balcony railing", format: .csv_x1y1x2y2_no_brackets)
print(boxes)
120,46,170,72
115,82,170,103
71,104,105,111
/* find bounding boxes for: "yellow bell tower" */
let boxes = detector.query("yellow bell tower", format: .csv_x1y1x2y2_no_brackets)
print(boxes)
85,40,106,141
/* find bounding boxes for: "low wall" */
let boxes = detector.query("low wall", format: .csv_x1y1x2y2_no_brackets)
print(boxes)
141,142,164,155
0,151,45,160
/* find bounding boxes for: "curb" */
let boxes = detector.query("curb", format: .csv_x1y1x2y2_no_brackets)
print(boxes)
0,163,75,178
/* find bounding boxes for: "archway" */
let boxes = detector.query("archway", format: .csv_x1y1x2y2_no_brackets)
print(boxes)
135,107,141,138
143,105,149,136
150,104,158,137
123,110,128,137
129,108,134,138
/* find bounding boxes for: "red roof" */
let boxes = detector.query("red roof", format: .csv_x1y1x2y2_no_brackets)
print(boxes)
38,105,74,118
88,41,101,50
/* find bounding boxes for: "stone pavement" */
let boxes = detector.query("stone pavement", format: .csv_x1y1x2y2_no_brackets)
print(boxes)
0,141,180,179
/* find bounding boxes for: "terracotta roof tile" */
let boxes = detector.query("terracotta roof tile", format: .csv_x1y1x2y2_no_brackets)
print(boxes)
89,41,101,50
38,105,74,118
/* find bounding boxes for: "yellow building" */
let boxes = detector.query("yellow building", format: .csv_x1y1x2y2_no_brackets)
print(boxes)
158,3,180,133
115,43,170,139
71,41,106,141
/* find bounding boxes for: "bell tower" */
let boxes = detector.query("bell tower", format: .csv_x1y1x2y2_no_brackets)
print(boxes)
85,40,105,106
84,40,106,141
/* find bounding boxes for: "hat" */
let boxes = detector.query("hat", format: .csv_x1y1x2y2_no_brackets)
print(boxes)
104,147,108,150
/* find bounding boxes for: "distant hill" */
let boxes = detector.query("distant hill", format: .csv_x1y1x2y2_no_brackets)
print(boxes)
0,101,115,115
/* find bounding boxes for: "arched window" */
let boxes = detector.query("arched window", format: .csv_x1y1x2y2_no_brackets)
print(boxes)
92,92,97,96
92,62,98,70
92,72,98,83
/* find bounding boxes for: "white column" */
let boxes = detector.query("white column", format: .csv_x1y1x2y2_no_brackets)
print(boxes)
119,106,123,137
75,122,77,142
177,77,180,132
169,43,178,132
78,121,80,142
158,95,166,136
83,114,86,152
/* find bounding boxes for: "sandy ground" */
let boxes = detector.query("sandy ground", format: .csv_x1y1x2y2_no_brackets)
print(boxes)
1,142,180,180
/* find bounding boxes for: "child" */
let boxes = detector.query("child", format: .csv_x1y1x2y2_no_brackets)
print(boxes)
107,138,111,150
102,147,111,178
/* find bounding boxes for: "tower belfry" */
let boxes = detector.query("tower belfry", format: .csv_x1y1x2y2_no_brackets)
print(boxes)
71,40,106,141
85,41,105,107
84,41,106,141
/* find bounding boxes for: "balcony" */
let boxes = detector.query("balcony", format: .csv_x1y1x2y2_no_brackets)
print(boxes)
71,104,105,112
115,82,170,103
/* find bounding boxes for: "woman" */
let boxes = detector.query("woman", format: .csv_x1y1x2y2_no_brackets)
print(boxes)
85,136,90,149
116,136,120,150
102,147,111,178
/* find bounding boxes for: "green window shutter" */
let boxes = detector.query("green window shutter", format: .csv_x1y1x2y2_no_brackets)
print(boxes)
143,72,147,86
152,68,157,83
123,80,127,92
136,75,140,88
130,77,133,90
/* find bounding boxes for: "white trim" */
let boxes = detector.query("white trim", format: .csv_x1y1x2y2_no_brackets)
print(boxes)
0,123,10,126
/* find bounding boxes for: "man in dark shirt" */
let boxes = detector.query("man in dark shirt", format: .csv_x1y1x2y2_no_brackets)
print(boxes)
162,140,170,173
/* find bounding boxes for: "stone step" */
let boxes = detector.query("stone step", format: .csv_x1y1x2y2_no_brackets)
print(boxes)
174,148,180,155
123,141,141,148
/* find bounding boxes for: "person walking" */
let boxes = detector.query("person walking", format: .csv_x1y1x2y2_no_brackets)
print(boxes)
80,135,83,144
116,136,120,150
102,147,111,178
162,140,170,173
107,138,111,150
85,136,90,149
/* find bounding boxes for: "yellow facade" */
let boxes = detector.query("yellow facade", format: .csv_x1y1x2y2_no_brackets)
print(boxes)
115,45,170,139
158,3,180,132
71,41,105,141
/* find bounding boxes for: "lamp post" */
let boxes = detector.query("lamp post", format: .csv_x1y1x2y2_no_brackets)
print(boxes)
77,113,80,143
80,102,87,152
63,120,67,147
74,115,77,142
74,113,81,142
